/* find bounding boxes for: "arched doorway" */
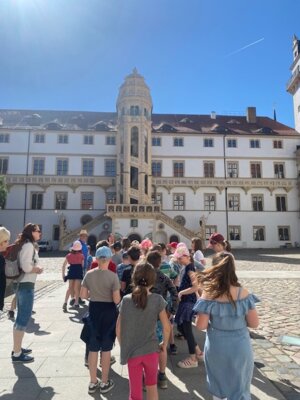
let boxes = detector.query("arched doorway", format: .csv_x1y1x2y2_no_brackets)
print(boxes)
128,233,142,243
169,234,179,243
155,231,168,244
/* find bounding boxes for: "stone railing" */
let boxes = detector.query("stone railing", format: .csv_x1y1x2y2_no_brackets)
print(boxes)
153,177,294,193
106,204,161,217
59,212,107,250
158,211,195,239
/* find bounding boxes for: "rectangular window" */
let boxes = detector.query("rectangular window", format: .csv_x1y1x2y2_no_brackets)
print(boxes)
82,159,94,176
204,138,214,147
227,139,237,148
53,225,60,241
273,140,282,149
204,162,214,178
228,194,240,211
173,161,184,177
253,226,265,241
34,133,45,143
152,161,162,177
173,137,184,147
33,158,45,175
278,226,290,241
250,163,261,178
227,162,238,178
56,159,68,176
31,192,43,210
0,133,9,143
204,194,216,211
229,226,241,241
152,137,161,146
205,225,217,240
83,135,94,145
252,194,263,211
130,166,139,189
106,192,116,204
0,158,8,174
250,139,260,148
55,192,67,210
274,163,285,178
81,192,94,210
173,193,185,210
276,195,287,211
105,159,116,177
106,136,116,145
58,134,68,144
130,219,138,228
151,192,162,205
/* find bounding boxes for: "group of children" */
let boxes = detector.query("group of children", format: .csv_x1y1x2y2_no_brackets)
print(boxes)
61,233,259,400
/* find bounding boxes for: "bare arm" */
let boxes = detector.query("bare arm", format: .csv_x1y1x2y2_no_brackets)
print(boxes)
196,313,210,330
113,289,121,305
81,286,89,299
246,308,259,328
62,258,68,279
159,309,171,348
178,271,198,298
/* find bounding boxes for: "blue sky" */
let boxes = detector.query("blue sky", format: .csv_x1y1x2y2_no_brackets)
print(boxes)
0,0,299,127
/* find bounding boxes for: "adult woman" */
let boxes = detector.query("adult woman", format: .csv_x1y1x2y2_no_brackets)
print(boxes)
11,223,43,363
207,233,231,253
0,227,11,312
194,252,259,400
174,244,203,368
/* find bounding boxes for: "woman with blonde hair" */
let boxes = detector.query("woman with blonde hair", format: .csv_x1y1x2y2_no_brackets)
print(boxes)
194,252,259,400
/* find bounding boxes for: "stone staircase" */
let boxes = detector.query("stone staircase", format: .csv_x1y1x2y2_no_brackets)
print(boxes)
59,212,107,250
157,211,195,241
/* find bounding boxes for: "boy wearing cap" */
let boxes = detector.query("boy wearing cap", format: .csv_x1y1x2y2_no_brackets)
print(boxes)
80,246,121,395
208,233,232,253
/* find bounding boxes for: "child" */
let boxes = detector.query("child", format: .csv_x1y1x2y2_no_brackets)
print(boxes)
194,252,259,400
173,244,203,368
191,237,206,267
116,262,171,400
116,251,130,281
80,246,120,395
86,245,93,271
62,240,84,311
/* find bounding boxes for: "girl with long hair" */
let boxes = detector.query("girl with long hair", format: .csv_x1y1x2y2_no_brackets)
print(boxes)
194,252,259,400
116,262,170,400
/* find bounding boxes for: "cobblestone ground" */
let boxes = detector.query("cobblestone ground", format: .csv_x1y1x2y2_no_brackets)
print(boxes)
4,248,300,400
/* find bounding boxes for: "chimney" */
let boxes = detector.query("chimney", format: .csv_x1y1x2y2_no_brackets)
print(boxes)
211,111,216,119
246,107,256,124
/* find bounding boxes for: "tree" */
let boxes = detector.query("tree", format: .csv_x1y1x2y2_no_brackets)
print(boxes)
0,176,7,209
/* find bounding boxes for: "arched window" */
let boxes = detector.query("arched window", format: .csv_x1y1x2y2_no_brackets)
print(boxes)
130,106,140,116
131,127,139,157
144,136,148,163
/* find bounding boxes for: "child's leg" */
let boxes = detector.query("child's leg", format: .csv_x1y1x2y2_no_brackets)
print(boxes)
74,280,81,305
181,321,197,360
143,352,159,400
127,355,144,400
68,280,75,302
64,287,70,304
88,350,98,384
11,294,17,311
100,350,111,384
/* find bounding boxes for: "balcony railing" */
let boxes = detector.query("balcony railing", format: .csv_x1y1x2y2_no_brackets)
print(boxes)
106,204,161,216
4,175,114,187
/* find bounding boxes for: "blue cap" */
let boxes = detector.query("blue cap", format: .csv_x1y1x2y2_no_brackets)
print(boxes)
95,246,112,259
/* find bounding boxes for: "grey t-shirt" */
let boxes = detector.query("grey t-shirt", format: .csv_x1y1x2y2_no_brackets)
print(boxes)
119,293,166,364
82,268,120,302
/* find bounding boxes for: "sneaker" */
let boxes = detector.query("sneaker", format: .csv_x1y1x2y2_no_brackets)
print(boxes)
11,348,32,356
69,298,75,306
78,298,85,305
12,353,34,363
74,304,80,309
158,372,168,389
99,355,116,368
62,303,67,312
100,379,114,394
8,310,15,319
88,378,100,394
169,343,178,355
177,357,198,368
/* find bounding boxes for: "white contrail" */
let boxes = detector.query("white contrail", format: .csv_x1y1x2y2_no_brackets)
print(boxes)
225,37,265,57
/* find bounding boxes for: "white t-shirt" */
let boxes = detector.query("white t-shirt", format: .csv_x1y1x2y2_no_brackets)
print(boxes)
193,250,205,263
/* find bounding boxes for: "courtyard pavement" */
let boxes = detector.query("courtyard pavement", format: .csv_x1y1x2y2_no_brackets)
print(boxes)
0,248,299,399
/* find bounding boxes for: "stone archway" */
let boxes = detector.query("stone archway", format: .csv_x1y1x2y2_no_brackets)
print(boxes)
128,233,142,243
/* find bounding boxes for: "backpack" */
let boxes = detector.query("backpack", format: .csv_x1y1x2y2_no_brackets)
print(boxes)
4,242,25,280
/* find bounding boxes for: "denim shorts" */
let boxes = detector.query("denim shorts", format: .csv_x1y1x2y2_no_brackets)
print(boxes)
14,283,34,331
156,320,163,343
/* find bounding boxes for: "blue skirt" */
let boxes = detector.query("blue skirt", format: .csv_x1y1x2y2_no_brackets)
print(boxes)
80,301,118,352
175,301,195,325
66,264,83,280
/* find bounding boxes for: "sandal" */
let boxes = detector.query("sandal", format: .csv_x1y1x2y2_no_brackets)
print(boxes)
177,357,198,368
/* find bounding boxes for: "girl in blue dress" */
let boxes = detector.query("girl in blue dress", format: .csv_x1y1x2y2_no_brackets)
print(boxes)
193,252,259,400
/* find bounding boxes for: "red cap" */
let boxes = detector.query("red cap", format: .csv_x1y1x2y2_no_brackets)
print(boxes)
208,233,225,248
168,242,178,249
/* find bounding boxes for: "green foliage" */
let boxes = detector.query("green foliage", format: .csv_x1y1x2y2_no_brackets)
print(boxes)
0,176,7,209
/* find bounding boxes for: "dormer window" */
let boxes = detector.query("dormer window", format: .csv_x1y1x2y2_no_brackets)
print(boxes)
156,123,177,133
180,117,193,123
